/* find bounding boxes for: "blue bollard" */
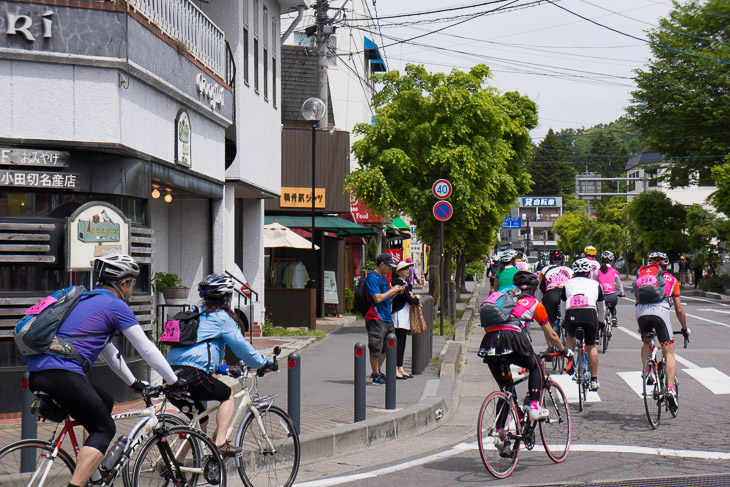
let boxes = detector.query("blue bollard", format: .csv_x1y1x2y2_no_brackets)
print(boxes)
354,342,367,422
287,352,301,434
385,332,396,410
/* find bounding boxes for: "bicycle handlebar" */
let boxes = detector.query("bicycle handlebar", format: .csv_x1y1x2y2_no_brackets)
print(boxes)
673,330,690,349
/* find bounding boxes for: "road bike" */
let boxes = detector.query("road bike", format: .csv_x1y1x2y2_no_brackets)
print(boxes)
572,327,590,412
164,346,300,487
643,330,689,429
477,350,571,479
550,314,565,373
0,385,224,487
598,313,613,354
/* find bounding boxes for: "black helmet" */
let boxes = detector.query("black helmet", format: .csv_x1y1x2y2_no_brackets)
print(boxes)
513,271,539,290
549,250,564,264
198,273,235,300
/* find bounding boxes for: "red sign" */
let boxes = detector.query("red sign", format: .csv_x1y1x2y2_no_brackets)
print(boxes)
433,201,453,221
432,179,452,199
386,248,402,262
350,195,383,223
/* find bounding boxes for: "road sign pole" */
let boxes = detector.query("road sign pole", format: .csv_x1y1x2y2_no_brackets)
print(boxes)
440,220,444,337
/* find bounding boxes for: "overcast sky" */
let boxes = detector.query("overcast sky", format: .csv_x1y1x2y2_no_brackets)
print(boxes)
365,0,674,143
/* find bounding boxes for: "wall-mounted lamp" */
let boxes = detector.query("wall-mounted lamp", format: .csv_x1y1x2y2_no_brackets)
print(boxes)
164,193,173,203
151,188,161,199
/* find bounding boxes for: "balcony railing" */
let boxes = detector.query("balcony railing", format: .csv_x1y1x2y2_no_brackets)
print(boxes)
127,0,226,80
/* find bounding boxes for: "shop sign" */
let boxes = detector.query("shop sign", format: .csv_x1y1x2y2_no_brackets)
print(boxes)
280,187,325,208
6,10,53,42
522,197,557,207
0,169,80,189
324,270,339,305
410,240,422,253
385,248,402,263
175,110,191,167
350,195,382,223
67,202,130,271
196,73,225,111
0,147,69,167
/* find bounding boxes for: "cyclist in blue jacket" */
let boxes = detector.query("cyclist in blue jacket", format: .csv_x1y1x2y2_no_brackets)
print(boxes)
166,273,271,456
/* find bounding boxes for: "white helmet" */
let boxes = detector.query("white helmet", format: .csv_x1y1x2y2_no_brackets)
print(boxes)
601,251,614,261
94,254,140,283
648,251,668,262
500,249,519,263
572,258,593,274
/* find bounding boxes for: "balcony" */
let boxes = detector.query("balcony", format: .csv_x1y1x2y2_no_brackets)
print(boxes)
127,0,227,80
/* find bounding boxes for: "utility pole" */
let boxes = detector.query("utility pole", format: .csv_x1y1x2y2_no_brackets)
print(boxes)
314,0,330,125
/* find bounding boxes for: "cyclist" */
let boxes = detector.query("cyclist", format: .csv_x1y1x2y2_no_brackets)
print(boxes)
636,251,689,413
595,251,625,328
27,254,181,487
561,258,605,391
166,273,274,456
537,250,573,332
479,271,572,422
583,245,600,278
494,249,520,291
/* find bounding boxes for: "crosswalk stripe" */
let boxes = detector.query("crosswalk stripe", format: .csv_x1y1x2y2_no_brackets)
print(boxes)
617,371,645,398
682,367,730,395
549,373,600,403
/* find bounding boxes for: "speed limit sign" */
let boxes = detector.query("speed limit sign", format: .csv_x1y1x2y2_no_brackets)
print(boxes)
432,179,452,199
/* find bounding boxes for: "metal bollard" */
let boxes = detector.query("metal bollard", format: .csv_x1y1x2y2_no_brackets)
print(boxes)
385,332,396,410
287,352,301,434
354,342,367,422
21,372,37,472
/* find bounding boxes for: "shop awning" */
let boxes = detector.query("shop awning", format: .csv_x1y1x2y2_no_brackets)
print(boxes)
391,216,410,231
364,36,387,73
264,215,375,236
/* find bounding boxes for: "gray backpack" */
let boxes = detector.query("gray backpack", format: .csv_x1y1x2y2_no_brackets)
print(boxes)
479,288,520,327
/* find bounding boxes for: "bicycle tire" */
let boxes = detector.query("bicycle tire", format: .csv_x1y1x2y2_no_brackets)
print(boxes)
670,376,679,417
133,425,226,487
122,412,187,487
643,360,661,429
477,391,521,479
601,319,610,354
235,405,300,487
539,381,571,463
0,439,75,487
576,353,585,412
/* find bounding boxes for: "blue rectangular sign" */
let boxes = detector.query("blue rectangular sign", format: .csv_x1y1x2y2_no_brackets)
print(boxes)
501,217,522,229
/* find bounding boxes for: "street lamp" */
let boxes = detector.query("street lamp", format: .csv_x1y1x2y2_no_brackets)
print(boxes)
301,97,326,313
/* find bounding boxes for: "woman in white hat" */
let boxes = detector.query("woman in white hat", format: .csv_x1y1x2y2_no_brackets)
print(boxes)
391,260,420,379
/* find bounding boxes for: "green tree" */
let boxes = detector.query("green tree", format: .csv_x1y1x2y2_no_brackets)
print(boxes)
346,64,537,304
626,191,688,263
686,204,723,274
710,161,730,243
628,0,730,180
526,129,576,196
553,212,592,260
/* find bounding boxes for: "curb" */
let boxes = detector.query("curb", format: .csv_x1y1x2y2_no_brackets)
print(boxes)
681,288,730,303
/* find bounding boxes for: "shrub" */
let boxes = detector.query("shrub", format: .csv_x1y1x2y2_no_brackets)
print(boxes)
700,277,727,294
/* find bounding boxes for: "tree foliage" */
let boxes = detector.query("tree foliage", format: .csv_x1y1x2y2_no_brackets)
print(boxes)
525,129,576,196
686,204,723,274
628,0,730,180
626,191,688,262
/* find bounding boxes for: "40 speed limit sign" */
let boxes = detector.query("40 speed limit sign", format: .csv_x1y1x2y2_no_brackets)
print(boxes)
432,179,452,199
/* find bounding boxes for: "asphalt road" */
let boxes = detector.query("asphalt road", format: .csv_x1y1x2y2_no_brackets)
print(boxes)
293,292,730,486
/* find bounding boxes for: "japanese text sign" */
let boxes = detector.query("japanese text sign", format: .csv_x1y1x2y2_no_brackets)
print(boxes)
522,197,557,207
280,187,326,209
0,170,80,189
0,147,69,167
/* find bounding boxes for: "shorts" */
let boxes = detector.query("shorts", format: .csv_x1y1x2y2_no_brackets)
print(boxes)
637,304,674,346
604,293,618,315
564,308,599,346
541,289,562,325
169,365,232,421
366,319,393,355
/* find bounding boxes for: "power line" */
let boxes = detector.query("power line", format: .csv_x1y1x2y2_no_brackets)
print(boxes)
340,0,514,22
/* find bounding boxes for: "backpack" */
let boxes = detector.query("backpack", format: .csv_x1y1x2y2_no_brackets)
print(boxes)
479,288,521,327
354,273,373,317
633,264,667,304
14,286,106,373
159,307,204,347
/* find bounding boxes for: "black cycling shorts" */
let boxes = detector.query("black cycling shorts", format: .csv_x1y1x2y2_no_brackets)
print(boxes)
542,289,562,326
169,366,232,422
638,314,673,346
604,293,618,316
564,308,599,346
29,369,115,453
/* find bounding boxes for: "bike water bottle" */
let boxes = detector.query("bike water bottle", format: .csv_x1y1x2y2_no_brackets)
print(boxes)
100,435,128,472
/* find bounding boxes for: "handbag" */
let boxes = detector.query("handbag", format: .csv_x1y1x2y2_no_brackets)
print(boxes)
408,304,427,335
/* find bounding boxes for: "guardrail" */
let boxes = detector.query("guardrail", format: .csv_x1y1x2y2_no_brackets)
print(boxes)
128,0,226,79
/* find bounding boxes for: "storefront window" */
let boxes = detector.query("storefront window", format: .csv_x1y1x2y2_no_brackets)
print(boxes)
0,192,147,225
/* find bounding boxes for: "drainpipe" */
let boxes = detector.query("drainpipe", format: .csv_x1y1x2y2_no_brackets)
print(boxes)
281,6,306,43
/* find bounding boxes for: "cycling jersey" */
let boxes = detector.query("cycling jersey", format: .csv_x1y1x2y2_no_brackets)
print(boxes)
561,276,604,310
595,265,624,295
495,265,519,291
539,265,573,292
635,273,680,345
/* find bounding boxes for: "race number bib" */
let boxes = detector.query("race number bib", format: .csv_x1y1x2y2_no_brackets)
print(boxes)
636,275,657,287
600,282,615,294
569,295,589,308
547,274,568,289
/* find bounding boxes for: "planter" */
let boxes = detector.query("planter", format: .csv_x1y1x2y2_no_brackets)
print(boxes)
161,287,190,305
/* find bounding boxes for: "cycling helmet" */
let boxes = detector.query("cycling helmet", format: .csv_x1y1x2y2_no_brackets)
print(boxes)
513,270,539,290
648,251,668,262
601,251,614,261
549,250,564,264
583,246,597,256
572,258,593,274
500,249,519,263
198,273,235,299
94,254,140,284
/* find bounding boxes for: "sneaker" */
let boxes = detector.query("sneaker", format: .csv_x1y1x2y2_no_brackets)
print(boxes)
493,432,513,458
590,378,600,391
371,373,384,385
666,389,678,413
611,318,618,327
527,407,549,421
217,441,241,457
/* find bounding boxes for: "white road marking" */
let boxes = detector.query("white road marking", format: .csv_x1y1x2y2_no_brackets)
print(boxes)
681,295,730,307
682,367,730,395
685,312,730,329
617,371,645,398
615,326,700,369
549,373,600,403
295,442,730,485
697,308,730,315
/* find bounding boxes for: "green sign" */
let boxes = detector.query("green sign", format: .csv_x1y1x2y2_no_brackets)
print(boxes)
78,220,121,243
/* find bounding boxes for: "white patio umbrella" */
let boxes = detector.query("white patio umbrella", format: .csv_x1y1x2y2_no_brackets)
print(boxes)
263,221,319,249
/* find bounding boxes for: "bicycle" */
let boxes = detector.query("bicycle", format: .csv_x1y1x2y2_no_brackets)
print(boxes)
598,313,612,354
164,346,300,487
0,385,225,487
642,330,689,429
477,350,572,479
572,327,590,412
550,314,565,373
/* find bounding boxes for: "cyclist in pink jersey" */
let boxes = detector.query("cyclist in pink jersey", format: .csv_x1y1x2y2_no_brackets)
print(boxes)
583,245,600,279
595,251,625,327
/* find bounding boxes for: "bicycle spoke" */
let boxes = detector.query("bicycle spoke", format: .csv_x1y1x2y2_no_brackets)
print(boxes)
478,392,520,479
0,440,75,487
540,383,571,463
643,361,661,429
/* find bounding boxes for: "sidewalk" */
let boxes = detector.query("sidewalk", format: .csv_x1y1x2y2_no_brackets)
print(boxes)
0,283,481,463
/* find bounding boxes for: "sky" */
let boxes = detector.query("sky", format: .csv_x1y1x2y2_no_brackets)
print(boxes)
362,0,675,142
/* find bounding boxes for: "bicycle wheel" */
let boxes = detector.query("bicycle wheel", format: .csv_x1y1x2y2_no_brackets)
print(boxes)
539,382,571,463
133,426,225,487
576,353,585,412
601,320,610,354
235,405,300,487
0,439,75,487
643,360,661,429
477,391,521,479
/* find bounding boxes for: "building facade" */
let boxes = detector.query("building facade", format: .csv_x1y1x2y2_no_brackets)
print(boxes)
499,197,563,257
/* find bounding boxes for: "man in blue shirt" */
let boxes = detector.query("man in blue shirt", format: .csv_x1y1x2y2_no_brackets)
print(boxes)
365,253,404,384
